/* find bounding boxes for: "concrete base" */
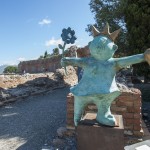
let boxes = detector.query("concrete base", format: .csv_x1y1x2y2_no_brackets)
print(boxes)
124,140,150,150
76,113,124,150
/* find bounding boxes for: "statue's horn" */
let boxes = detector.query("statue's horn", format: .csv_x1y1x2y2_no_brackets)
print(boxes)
91,25,100,37
110,28,121,41
101,22,110,35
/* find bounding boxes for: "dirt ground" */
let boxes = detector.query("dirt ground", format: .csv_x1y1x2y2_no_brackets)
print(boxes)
0,66,77,89
0,66,78,105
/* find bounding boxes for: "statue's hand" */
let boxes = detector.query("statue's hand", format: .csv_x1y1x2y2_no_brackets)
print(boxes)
144,48,150,65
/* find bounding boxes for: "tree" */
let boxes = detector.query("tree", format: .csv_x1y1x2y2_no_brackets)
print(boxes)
123,0,150,82
53,48,59,55
3,66,18,73
88,0,127,56
44,50,48,58
38,50,51,59
38,48,60,60
38,55,44,59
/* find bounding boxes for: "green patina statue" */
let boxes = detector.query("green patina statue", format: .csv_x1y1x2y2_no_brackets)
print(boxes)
61,23,150,126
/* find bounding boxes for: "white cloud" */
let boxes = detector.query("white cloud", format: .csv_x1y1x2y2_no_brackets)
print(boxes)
45,37,63,47
0,57,26,66
0,61,17,66
38,18,51,25
45,38,81,48
18,57,26,62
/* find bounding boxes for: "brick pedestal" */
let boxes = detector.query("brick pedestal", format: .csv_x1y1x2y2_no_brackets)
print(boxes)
66,90,143,137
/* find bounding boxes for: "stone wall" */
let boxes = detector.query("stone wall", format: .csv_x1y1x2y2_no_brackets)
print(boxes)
17,45,89,74
18,55,62,73
66,91,143,137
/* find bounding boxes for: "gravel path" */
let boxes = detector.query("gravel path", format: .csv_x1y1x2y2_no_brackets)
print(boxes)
0,88,69,150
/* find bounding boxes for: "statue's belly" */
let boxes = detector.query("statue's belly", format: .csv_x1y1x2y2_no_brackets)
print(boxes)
71,76,119,96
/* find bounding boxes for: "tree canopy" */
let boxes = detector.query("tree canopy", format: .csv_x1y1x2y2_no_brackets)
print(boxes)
88,0,127,56
123,0,150,82
124,0,150,54
89,0,150,81
3,66,18,73
53,48,59,55
38,49,60,60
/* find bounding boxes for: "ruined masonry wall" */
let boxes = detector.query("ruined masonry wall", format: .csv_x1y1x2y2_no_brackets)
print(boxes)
18,55,61,73
66,91,143,137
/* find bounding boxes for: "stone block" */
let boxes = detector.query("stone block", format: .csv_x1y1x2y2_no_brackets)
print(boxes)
127,107,135,113
124,140,150,150
123,113,134,119
111,106,127,112
133,125,142,131
67,119,74,126
67,113,74,119
126,119,134,125
134,106,141,113
76,113,124,150
124,125,134,130
134,113,141,119
133,130,144,137
117,101,133,107
124,130,133,136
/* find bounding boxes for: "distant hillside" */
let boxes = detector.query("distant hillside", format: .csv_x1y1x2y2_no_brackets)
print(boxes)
0,65,8,73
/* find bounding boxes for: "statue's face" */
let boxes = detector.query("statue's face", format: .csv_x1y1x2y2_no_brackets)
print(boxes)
89,35,118,60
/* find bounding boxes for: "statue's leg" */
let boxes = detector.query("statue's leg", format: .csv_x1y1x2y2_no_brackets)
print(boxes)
95,92,121,126
74,95,88,126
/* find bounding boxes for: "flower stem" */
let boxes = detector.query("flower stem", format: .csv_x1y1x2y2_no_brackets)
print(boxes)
62,42,67,75
62,42,66,58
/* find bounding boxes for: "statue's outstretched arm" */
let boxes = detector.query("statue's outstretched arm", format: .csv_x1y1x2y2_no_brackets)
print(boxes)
114,54,144,70
114,49,150,70
61,57,87,68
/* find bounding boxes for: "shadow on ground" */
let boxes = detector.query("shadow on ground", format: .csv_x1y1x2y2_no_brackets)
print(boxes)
0,71,70,105
0,74,70,150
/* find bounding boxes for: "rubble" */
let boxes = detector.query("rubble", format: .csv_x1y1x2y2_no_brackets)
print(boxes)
0,66,144,107
0,66,77,106
49,127,76,150
57,127,68,138
0,66,143,107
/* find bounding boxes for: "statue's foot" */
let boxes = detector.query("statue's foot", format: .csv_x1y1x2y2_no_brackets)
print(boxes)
74,120,78,126
74,114,81,126
96,115,116,126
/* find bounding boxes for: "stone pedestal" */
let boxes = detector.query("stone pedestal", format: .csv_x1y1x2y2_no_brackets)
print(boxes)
76,113,124,150
124,140,150,150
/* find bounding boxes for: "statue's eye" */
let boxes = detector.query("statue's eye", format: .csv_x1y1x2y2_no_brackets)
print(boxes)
113,45,118,51
100,38,107,44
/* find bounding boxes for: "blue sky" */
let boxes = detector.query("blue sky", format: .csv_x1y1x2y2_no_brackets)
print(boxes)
0,0,95,65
